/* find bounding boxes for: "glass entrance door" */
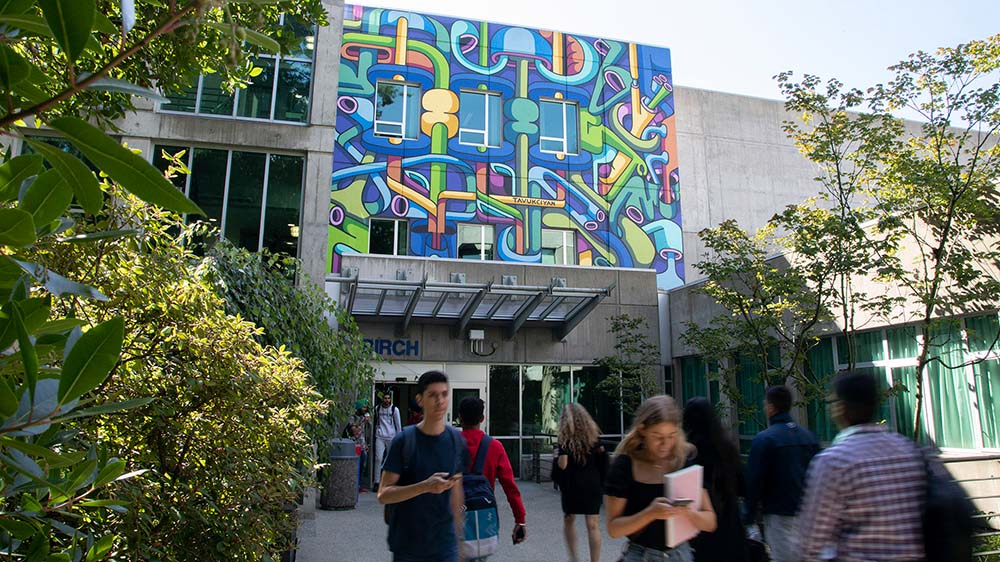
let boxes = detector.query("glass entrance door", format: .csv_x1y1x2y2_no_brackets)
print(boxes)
448,383,487,432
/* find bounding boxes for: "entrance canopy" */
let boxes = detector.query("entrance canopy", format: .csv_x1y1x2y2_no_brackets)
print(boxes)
327,274,614,341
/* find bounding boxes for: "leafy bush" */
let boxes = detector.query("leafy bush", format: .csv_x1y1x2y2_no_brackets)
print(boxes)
30,189,326,560
208,240,378,448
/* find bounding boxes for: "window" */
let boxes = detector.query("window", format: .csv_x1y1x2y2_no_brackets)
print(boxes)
152,145,304,257
369,219,408,255
539,99,579,155
459,90,501,147
457,224,494,260
160,15,314,123
540,229,576,265
374,81,421,139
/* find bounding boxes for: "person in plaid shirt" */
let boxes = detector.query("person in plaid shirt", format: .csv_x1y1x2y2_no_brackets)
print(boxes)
798,371,926,562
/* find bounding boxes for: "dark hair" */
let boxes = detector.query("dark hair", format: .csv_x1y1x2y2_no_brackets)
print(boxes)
835,371,879,426
416,370,449,395
683,397,741,509
341,423,355,439
458,396,485,428
765,385,792,414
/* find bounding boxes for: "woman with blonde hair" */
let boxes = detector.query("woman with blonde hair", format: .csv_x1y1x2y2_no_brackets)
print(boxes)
554,403,608,562
605,395,717,562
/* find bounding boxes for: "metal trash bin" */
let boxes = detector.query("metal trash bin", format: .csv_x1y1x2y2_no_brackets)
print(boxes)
319,438,359,510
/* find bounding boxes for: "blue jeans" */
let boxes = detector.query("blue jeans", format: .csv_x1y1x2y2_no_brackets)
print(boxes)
392,548,458,562
621,542,693,562
763,514,799,562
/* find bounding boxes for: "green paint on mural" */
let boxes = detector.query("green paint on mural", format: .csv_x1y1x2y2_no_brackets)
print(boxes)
621,217,655,264
580,112,603,154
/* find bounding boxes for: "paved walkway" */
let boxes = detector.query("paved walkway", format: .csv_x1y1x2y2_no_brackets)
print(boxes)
296,481,628,562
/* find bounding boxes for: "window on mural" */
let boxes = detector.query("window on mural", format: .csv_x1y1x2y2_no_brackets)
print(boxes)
539,99,579,155
152,145,305,258
369,219,408,256
459,90,502,147
541,229,576,265
160,15,315,123
374,81,421,139
458,224,495,260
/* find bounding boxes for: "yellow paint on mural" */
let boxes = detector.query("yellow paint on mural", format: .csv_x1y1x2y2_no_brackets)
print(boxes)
421,89,459,138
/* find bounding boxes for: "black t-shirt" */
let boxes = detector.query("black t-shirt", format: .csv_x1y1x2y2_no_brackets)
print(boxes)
382,426,470,559
605,454,691,551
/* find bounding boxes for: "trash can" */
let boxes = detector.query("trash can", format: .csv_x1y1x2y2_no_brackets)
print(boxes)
320,438,359,510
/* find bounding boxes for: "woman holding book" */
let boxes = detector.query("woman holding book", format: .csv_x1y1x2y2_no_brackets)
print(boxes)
605,395,716,562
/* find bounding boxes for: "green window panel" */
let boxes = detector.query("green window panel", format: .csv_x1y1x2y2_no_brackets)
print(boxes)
806,337,838,442
966,313,1000,354
735,352,770,437
837,330,885,365
274,60,312,123
521,365,571,439
680,356,707,403
973,360,1000,449
225,152,267,251
199,73,236,116
187,148,228,227
262,154,304,256
891,366,924,441
236,58,276,120
887,326,918,360
152,145,189,192
927,324,976,449
574,365,622,435
488,366,520,437
162,83,198,113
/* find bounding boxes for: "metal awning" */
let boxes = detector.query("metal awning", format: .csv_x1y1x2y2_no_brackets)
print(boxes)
327,274,615,341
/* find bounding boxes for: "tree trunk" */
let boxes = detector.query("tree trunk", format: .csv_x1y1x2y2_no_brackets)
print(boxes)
912,322,932,441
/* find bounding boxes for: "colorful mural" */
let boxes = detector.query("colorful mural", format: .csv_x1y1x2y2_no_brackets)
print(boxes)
329,4,684,289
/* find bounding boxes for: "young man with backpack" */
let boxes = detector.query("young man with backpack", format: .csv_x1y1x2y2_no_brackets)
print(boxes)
374,390,402,491
458,397,527,560
378,371,470,562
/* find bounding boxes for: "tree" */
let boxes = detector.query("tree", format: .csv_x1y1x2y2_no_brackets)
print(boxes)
594,313,660,415
681,220,834,426
0,0,326,557
778,35,1000,439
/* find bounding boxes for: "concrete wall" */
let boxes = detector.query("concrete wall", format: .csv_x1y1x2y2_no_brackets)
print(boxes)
330,254,660,365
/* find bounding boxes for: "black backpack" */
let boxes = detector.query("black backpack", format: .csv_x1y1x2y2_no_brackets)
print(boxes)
922,448,976,562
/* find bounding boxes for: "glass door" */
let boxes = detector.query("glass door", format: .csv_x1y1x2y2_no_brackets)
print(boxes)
448,383,487,432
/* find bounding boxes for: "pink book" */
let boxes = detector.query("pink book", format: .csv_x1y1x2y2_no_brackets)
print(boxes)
663,464,703,548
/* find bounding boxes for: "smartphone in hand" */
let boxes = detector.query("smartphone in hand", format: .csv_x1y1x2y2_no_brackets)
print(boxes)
512,525,526,544
669,498,693,506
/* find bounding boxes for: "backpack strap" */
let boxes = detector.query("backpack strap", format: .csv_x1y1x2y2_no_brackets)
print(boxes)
470,435,492,476
399,425,418,474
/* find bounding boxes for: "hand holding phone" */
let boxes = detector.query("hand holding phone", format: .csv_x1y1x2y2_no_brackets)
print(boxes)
668,498,693,507
511,524,526,544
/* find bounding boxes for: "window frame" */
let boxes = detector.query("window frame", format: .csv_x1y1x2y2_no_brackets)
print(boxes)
538,98,579,155
374,80,421,140
158,14,315,125
151,144,305,256
368,218,408,256
540,228,576,265
457,223,495,261
458,89,502,148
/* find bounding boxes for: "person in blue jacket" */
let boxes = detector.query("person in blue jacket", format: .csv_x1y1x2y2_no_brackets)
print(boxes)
744,385,820,562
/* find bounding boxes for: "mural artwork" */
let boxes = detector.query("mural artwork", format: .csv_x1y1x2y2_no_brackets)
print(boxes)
329,4,684,289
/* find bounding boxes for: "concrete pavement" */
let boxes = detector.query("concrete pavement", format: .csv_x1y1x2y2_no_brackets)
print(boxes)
296,480,629,562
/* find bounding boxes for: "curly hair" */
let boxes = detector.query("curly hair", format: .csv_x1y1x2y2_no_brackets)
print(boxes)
558,403,601,464
615,395,692,473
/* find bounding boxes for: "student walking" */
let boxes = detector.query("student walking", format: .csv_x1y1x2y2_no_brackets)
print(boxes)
378,371,470,562
605,395,717,562
374,391,402,491
458,396,528,546
744,385,820,562
553,403,608,562
683,397,747,562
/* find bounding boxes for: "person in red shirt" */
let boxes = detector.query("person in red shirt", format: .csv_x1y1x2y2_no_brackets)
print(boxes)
458,397,527,545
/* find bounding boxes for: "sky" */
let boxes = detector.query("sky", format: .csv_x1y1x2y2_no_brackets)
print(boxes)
352,0,1000,103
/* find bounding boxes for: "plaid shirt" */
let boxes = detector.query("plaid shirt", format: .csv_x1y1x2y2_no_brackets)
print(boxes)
798,424,926,562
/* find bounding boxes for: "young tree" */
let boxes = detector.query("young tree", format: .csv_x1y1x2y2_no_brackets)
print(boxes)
594,313,660,415
778,35,1000,439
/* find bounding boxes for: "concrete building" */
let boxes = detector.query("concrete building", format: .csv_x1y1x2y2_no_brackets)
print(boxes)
10,0,997,480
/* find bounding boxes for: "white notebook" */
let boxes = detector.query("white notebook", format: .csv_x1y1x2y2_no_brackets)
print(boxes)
663,464,703,548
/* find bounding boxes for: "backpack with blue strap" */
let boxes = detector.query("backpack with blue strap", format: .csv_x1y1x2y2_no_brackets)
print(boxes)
460,435,499,561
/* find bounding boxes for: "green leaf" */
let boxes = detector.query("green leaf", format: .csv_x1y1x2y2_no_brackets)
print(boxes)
55,396,153,422
0,437,87,467
67,457,97,491
0,14,54,37
12,303,38,391
92,10,115,34
49,117,203,215
79,74,170,103
0,153,43,201
204,21,280,53
0,208,37,246
0,377,17,417
57,229,139,243
0,44,30,89
14,259,107,300
93,458,124,487
19,169,72,227
58,316,123,404
24,139,101,215
35,317,85,335
84,534,115,562
38,0,95,64
0,0,35,15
